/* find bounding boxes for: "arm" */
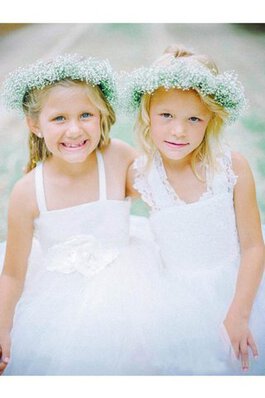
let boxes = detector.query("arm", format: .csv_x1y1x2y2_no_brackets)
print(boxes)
126,162,141,199
224,152,265,370
113,139,141,198
0,178,35,374
106,138,140,198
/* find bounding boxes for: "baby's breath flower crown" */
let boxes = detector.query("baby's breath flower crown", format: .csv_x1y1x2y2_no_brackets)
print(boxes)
124,57,247,123
2,54,117,114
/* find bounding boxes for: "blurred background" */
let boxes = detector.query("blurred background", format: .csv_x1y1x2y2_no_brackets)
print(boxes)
0,23,264,240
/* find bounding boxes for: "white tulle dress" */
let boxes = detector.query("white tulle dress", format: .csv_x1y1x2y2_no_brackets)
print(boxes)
2,150,164,376
133,148,265,375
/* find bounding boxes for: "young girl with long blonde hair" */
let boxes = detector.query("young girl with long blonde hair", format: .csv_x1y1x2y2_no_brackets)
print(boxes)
127,44,265,375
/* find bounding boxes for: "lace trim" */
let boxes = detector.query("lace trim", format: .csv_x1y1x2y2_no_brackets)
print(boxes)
133,148,237,211
133,156,157,209
154,152,184,206
209,147,238,196
154,151,213,206
218,151,238,192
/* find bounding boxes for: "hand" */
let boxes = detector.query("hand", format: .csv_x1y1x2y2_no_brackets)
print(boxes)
0,333,11,375
223,312,258,372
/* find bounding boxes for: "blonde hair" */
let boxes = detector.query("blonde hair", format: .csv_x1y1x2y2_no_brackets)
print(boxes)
23,79,116,172
135,44,229,179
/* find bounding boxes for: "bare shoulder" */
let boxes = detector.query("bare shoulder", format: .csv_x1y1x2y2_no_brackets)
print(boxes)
231,151,257,200
231,151,255,184
10,169,35,201
126,161,140,198
9,169,38,218
104,139,138,164
230,153,263,248
231,151,252,174
4,170,37,279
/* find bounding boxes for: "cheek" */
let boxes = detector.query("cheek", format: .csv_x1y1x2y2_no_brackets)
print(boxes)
193,130,207,147
150,119,164,139
150,127,162,144
149,113,160,128
90,118,101,133
41,137,55,154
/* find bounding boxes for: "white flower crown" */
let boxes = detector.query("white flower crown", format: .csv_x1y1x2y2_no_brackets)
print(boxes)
2,54,117,115
122,57,247,123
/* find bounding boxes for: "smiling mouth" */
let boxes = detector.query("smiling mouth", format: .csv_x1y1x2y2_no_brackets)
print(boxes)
164,140,189,147
61,140,88,149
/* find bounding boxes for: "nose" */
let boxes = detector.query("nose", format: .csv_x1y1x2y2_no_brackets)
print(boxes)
170,120,186,137
65,120,82,138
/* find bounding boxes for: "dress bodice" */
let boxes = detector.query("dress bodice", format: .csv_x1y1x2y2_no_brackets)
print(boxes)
134,148,240,273
33,150,130,277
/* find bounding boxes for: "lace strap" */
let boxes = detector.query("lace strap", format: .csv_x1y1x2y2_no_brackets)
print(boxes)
133,156,157,209
153,151,186,206
133,153,180,210
217,149,238,192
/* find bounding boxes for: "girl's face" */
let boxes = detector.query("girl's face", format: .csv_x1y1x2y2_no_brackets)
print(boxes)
149,88,212,162
29,84,101,164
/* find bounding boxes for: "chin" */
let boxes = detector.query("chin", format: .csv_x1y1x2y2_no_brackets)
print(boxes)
160,150,188,161
63,155,89,164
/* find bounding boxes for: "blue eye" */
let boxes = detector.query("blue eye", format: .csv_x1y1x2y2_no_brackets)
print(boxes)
189,117,201,123
81,112,92,119
54,115,65,122
160,113,173,119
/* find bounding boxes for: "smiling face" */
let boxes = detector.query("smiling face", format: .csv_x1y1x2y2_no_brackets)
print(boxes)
28,84,101,165
149,88,212,163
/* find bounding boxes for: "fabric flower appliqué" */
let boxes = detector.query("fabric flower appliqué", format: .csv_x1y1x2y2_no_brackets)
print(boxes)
44,234,120,278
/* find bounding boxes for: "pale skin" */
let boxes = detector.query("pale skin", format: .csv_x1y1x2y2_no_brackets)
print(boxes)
127,87,265,372
0,84,137,375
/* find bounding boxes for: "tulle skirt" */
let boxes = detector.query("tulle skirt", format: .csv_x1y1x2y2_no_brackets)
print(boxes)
1,222,265,375
151,259,265,375
2,216,165,375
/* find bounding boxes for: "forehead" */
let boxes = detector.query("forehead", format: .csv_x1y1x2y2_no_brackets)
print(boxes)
41,83,98,110
150,87,208,112
45,83,88,100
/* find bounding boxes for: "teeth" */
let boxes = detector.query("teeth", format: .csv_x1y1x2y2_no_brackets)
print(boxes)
63,141,85,148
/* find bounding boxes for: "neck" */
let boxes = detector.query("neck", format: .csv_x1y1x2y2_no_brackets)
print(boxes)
45,150,97,178
159,151,192,172
159,151,206,182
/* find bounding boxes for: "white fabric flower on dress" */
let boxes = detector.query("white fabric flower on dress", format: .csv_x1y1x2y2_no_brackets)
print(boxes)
44,234,119,278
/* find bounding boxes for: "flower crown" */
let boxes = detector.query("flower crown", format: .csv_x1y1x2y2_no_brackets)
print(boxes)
2,54,117,114
123,57,247,123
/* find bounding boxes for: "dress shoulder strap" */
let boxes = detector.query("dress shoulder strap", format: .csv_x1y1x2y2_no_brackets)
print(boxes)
34,163,47,213
213,146,238,193
133,155,157,209
96,150,107,200
133,153,176,211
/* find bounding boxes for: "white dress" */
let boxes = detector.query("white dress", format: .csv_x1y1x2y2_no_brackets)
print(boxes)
2,150,164,375
133,149,265,375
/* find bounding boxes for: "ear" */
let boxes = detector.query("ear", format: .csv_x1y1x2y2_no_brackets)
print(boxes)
26,116,42,138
